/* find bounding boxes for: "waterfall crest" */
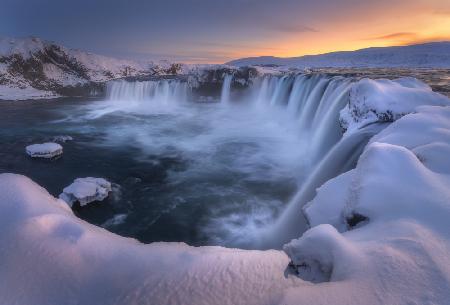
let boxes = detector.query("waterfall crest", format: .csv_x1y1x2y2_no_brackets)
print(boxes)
106,79,188,105
248,74,385,248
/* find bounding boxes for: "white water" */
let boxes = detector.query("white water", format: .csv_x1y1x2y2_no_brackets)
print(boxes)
105,79,188,110
85,74,382,249
220,75,233,104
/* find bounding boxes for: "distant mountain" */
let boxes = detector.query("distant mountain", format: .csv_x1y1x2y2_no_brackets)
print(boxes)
227,42,450,68
0,37,183,100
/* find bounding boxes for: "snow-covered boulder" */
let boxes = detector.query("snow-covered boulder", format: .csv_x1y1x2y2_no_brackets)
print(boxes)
25,142,63,158
339,77,449,133
59,177,112,207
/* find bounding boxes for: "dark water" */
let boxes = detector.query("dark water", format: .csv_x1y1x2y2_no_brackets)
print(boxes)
0,98,303,247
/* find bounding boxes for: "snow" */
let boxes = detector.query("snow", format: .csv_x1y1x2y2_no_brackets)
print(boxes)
0,85,60,101
42,63,87,86
59,177,112,207
283,105,450,304
1,106,450,304
0,173,304,305
0,37,46,59
339,77,450,133
228,42,450,68
25,142,63,158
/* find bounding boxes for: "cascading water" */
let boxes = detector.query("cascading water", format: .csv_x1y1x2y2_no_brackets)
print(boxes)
246,74,384,248
220,75,233,104
83,73,385,249
106,79,188,105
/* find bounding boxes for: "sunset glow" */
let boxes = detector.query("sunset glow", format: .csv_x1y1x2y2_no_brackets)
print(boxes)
2,0,450,63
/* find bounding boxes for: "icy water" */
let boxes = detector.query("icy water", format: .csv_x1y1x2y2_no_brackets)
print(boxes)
0,97,305,248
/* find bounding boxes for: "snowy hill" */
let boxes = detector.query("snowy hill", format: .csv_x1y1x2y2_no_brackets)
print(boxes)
227,42,450,68
0,37,183,100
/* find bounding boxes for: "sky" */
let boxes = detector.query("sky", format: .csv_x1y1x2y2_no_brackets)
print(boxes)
1,0,450,63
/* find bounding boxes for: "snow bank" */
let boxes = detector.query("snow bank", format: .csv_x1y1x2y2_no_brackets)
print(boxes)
0,85,60,101
25,142,63,158
59,177,112,207
339,77,449,133
0,173,303,305
283,105,450,304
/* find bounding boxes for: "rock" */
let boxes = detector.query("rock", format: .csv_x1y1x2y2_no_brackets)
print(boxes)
25,142,63,158
59,177,112,207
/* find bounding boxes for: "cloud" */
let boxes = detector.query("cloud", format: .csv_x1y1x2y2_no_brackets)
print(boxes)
371,32,417,40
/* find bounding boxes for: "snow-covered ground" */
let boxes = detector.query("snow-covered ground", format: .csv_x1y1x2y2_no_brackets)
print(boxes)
0,84,60,100
1,76,450,304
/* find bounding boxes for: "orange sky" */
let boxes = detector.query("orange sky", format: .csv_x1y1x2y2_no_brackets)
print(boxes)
4,0,450,63
209,2,450,62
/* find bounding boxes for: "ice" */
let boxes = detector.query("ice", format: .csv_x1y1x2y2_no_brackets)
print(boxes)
25,142,63,158
59,177,112,207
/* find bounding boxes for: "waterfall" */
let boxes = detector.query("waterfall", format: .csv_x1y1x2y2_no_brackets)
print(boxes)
251,74,354,165
106,79,188,105
220,75,233,104
248,74,386,248
261,123,386,248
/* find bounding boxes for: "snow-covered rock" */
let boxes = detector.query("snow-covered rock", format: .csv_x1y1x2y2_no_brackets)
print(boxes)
0,37,183,100
25,142,63,158
339,77,450,133
59,177,112,207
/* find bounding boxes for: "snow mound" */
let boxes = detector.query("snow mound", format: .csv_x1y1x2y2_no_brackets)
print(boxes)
339,77,449,133
25,142,63,158
282,105,450,304
0,173,303,305
59,177,112,207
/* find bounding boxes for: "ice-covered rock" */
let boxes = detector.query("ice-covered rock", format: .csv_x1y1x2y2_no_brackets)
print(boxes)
339,77,449,133
25,142,63,158
59,177,112,207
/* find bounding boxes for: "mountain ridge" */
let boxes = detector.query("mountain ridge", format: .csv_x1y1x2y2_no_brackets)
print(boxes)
227,42,450,68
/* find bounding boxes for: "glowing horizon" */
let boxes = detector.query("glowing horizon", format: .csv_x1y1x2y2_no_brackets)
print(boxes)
2,0,450,63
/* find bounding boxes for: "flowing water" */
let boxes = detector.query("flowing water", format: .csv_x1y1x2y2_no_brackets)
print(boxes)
0,75,380,249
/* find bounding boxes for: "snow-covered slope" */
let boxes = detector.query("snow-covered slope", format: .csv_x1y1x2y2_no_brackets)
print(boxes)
0,37,183,100
228,42,450,68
